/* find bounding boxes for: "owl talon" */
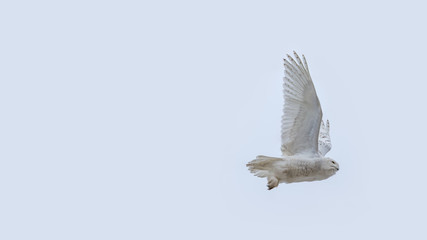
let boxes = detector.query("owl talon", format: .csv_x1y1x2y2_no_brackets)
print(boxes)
267,176,279,190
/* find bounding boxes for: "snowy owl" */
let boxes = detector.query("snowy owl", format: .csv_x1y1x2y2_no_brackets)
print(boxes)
247,52,339,190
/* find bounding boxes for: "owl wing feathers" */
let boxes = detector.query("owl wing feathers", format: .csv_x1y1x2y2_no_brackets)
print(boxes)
318,119,332,156
281,52,323,156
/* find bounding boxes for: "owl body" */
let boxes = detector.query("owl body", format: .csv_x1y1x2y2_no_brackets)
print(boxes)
247,155,339,189
247,52,340,190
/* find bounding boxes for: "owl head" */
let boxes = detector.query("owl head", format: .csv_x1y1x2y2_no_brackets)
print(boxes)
323,157,339,173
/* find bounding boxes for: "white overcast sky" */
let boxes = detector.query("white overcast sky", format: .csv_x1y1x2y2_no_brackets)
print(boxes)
1,0,427,239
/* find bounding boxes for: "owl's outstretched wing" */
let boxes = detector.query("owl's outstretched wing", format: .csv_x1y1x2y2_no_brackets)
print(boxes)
318,120,332,156
281,52,322,156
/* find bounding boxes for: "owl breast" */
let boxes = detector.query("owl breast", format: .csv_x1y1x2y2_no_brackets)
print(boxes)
273,158,328,183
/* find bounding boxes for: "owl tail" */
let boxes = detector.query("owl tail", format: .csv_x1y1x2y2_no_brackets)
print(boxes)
247,155,282,190
246,155,281,178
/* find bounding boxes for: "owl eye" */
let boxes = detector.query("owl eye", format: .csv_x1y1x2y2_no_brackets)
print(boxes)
331,161,336,164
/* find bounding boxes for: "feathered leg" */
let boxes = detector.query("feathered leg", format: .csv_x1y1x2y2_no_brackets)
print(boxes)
267,176,279,190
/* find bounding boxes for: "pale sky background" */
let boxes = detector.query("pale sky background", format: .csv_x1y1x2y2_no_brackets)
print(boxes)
1,1,427,239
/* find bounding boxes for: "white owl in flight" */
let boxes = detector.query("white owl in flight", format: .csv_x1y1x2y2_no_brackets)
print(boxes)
247,52,339,190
